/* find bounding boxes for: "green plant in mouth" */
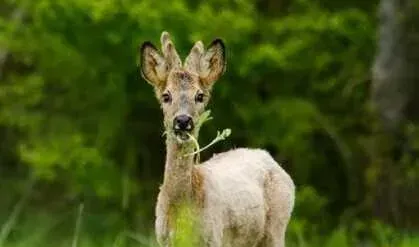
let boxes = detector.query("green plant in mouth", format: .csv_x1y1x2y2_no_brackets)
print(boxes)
184,110,231,163
162,110,231,163
185,129,231,159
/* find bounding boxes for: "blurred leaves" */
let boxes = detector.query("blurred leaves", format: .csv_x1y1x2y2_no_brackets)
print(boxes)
3,0,417,243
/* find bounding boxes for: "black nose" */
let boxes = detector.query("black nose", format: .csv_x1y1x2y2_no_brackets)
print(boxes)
173,115,194,131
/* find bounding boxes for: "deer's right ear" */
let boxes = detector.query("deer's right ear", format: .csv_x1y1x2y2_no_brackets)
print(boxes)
139,41,168,89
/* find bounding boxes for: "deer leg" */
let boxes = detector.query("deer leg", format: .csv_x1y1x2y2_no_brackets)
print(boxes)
199,219,223,247
262,171,294,247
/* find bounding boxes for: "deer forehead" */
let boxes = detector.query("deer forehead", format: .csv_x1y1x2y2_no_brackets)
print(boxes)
166,70,202,93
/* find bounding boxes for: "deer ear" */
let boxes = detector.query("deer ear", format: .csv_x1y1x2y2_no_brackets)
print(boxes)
199,39,226,88
139,41,168,89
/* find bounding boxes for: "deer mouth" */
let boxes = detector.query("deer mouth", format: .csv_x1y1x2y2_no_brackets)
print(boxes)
174,130,191,142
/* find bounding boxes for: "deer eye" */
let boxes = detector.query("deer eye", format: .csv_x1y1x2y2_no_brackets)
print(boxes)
161,92,171,103
195,93,205,103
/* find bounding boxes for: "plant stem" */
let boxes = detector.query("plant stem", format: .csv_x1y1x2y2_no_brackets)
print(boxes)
184,129,231,157
0,177,35,246
71,203,84,247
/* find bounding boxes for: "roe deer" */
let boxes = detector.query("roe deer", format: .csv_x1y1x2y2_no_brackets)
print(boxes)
139,31,295,247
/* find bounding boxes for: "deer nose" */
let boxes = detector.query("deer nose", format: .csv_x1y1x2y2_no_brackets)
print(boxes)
173,115,194,131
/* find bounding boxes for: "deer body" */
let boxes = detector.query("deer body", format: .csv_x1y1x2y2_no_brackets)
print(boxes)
140,32,295,247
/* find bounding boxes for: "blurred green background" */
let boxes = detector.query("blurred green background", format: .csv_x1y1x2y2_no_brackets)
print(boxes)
1,0,419,246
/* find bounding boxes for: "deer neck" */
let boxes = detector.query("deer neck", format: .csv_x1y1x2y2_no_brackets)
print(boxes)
162,136,196,205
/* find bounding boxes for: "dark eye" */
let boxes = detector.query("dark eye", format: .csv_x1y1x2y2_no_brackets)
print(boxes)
161,93,171,103
195,93,205,103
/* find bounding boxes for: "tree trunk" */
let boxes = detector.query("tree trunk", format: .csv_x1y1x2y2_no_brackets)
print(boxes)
371,0,419,229
0,3,24,80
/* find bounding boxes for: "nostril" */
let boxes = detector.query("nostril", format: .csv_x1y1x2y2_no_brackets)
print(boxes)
174,115,193,131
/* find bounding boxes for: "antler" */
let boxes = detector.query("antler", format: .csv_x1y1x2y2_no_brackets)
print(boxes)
160,31,181,69
184,40,205,73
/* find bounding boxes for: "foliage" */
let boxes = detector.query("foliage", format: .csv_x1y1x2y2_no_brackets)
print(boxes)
1,208,419,247
0,0,418,245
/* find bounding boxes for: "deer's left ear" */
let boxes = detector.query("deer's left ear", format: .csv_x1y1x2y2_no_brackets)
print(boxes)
199,39,226,88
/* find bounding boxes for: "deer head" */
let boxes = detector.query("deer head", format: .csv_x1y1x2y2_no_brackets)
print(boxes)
140,31,226,143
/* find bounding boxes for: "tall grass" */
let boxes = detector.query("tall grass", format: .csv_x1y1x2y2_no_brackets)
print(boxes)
0,177,417,246
0,206,418,247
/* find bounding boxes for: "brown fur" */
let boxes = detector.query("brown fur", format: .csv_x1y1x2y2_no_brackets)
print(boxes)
192,167,205,208
141,32,295,247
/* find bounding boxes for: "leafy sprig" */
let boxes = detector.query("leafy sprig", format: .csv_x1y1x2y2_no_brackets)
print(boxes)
184,110,231,163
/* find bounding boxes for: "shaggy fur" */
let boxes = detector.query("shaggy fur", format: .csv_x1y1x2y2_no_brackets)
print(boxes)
140,31,295,247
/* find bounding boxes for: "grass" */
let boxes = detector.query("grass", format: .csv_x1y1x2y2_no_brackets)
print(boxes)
0,205,418,247
0,183,418,247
